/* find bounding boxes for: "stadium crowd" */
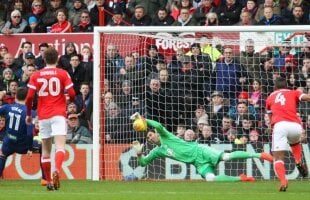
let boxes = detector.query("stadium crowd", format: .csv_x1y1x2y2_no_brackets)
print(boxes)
0,0,309,33
0,0,309,146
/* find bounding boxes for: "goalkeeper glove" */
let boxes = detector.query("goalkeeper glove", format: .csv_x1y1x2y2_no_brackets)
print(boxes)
130,112,142,120
132,140,144,157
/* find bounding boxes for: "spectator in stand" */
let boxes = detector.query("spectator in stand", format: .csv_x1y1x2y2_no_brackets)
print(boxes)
249,79,266,118
21,52,38,73
74,82,92,113
261,113,272,142
15,41,32,68
303,114,310,144
193,0,216,25
172,7,198,26
124,96,145,120
73,10,94,32
212,46,248,100
255,0,280,23
130,5,152,26
20,64,37,87
206,91,230,132
0,68,18,94
190,105,209,132
288,0,310,19
204,12,219,25
2,80,18,105
26,0,46,33
50,8,72,33
68,0,87,27
128,0,167,19
248,129,262,143
84,0,96,11
241,0,258,18
218,115,237,143
235,115,256,144
80,45,93,86
35,43,49,70
186,43,212,103
274,40,293,70
67,54,86,94
1,10,27,35
175,123,187,139
67,102,78,115
295,41,310,67
257,5,284,25
105,102,132,143
104,44,124,81
147,60,167,85
279,0,293,24
239,38,260,80
1,53,22,82
143,44,165,77
228,97,258,128
42,0,65,31
216,0,242,25
287,73,301,90
66,113,92,144
58,42,77,70
107,6,129,26
0,44,8,65
257,55,275,95
235,10,256,25
168,48,185,74
104,91,114,112
3,0,29,22
89,0,106,26
116,80,134,109
297,57,310,88
286,5,309,25
200,36,222,63
198,124,223,144
184,129,197,142
170,0,196,21
104,0,127,24
115,54,145,95
196,114,209,134
26,16,40,33
152,7,175,26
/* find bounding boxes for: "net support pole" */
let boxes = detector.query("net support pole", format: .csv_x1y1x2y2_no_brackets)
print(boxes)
92,30,101,181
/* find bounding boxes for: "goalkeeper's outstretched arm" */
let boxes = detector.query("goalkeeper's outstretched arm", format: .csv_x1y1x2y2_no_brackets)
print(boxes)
132,140,160,167
146,119,170,137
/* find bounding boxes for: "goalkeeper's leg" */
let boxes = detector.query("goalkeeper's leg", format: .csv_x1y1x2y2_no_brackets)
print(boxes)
222,151,273,162
205,173,255,182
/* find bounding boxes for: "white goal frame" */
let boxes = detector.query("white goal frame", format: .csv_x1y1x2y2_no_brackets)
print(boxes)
92,25,310,181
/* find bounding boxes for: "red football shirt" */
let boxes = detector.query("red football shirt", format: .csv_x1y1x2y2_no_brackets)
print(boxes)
27,67,74,119
266,89,304,126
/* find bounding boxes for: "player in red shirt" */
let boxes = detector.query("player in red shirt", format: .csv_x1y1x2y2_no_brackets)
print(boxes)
266,77,310,192
26,47,75,191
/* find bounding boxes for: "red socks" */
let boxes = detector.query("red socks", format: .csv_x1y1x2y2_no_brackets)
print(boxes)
290,143,302,164
274,160,287,185
55,149,66,172
41,157,51,182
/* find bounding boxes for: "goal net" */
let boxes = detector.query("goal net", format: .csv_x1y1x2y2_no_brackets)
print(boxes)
93,26,310,181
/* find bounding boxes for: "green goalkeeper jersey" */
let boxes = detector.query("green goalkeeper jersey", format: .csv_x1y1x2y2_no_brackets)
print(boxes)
137,119,222,168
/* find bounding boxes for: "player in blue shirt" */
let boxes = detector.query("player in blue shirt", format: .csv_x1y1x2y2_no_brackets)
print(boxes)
0,87,33,177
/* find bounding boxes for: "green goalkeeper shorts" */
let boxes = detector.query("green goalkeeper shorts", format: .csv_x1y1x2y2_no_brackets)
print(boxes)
193,145,224,177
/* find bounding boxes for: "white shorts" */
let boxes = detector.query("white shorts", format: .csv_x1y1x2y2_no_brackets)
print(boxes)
39,116,68,139
272,121,302,151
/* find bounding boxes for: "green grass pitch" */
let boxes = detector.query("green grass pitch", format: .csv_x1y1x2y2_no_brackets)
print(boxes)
0,180,309,200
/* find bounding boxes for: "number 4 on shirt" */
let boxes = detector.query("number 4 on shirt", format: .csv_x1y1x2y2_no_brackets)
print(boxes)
275,92,286,106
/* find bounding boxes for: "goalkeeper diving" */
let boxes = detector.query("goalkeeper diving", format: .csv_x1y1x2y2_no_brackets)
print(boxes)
130,112,273,182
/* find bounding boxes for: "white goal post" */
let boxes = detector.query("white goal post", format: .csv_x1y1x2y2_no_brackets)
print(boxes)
93,26,310,181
